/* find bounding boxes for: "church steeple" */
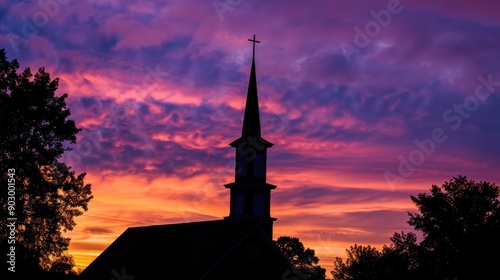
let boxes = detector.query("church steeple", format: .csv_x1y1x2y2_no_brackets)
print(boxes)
224,35,277,238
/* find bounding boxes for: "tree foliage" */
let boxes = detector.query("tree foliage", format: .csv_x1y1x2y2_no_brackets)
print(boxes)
332,244,383,280
276,236,327,280
0,49,93,274
332,175,500,280
408,175,500,279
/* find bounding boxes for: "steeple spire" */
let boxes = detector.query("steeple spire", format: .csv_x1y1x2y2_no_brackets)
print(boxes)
242,34,262,139
230,34,273,148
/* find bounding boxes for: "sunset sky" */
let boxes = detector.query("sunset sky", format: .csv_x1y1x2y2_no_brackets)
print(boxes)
2,0,500,275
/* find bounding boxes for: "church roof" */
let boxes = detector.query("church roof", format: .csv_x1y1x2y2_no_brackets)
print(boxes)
79,219,292,279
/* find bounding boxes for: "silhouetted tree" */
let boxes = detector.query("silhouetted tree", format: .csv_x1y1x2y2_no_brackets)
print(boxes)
332,176,500,280
332,244,387,280
332,234,425,280
380,231,425,280
408,175,500,279
276,236,326,280
0,49,93,274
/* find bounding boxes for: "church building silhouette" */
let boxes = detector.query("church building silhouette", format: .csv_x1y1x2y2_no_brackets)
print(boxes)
80,35,294,280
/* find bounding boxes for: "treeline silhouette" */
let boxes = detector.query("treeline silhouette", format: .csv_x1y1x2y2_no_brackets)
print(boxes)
331,175,500,280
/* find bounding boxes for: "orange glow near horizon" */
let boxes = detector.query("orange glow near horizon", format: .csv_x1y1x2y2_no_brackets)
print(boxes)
64,166,421,275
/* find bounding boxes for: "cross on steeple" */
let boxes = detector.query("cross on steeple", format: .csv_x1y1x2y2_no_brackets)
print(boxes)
248,34,260,58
